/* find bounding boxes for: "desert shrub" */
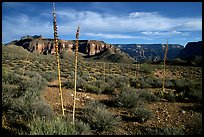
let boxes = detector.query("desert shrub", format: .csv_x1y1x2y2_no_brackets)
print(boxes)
164,79,174,88
114,87,142,108
172,79,202,103
82,101,121,134
63,80,74,89
137,77,149,88
150,77,163,88
2,72,22,85
29,115,92,135
163,92,176,102
144,76,154,87
102,84,115,94
85,84,102,94
31,101,54,119
59,51,69,59
28,116,75,135
80,71,91,81
114,75,130,89
74,119,92,135
93,80,105,89
2,71,50,135
139,91,158,102
140,63,153,74
129,77,137,88
187,87,202,103
185,115,202,135
171,79,185,90
76,77,88,90
41,71,58,82
184,80,202,103
140,127,185,135
105,75,117,87
130,107,153,123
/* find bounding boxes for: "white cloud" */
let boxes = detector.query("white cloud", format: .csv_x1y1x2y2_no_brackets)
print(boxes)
141,31,189,36
2,8,202,43
55,10,201,33
85,33,145,39
129,11,159,18
2,13,53,43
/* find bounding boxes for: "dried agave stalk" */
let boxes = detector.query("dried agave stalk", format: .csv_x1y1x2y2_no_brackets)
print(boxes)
161,40,168,97
73,25,80,124
53,2,65,116
104,62,106,83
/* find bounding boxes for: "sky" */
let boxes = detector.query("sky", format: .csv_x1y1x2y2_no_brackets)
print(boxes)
2,2,202,46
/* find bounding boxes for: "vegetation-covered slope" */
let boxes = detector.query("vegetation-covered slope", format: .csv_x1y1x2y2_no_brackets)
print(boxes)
2,45,202,135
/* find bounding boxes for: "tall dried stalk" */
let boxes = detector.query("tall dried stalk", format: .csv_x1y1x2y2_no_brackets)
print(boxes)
53,2,65,116
73,25,80,124
104,62,106,83
161,40,168,97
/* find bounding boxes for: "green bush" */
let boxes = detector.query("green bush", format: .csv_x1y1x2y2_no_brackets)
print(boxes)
172,79,202,103
185,115,202,135
102,84,115,94
41,71,58,82
28,116,75,135
150,78,163,88
139,91,158,102
141,127,185,135
165,79,174,88
129,77,137,88
28,115,92,135
2,71,50,135
185,80,202,103
76,76,88,90
163,92,176,102
82,101,121,134
114,75,130,89
85,84,102,94
137,77,149,88
114,87,142,108
140,63,153,74
130,107,153,123
74,119,92,135
105,75,117,88
63,80,74,89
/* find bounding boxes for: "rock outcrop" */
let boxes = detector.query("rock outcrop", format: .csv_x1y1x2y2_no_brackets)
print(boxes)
176,41,202,66
177,41,202,59
6,35,112,56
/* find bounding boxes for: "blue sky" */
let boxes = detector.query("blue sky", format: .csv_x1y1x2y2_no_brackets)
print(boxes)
2,2,202,46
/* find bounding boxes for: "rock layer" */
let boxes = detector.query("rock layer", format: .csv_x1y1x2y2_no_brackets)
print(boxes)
7,35,112,56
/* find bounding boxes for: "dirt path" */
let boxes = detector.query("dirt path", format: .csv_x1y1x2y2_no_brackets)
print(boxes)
42,79,112,114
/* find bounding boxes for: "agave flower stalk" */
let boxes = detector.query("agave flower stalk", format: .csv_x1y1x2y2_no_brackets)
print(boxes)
73,25,80,124
104,62,106,83
53,2,65,116
162,40,168,97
